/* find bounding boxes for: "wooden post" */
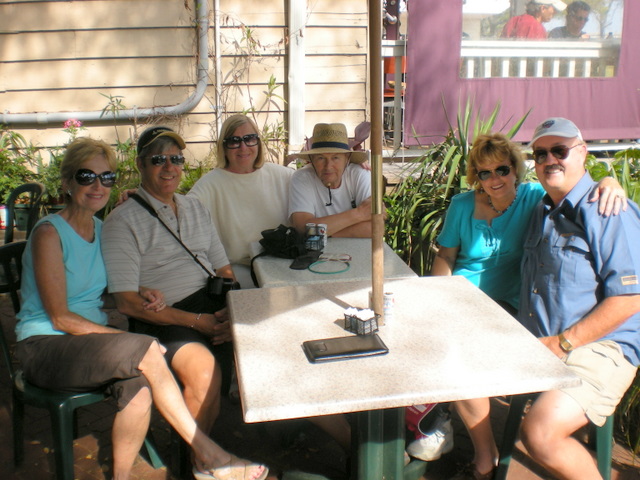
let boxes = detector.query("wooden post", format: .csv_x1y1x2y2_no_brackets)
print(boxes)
369,0,385,324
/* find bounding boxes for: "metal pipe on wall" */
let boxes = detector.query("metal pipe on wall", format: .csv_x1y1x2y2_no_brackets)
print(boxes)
0,0,210,128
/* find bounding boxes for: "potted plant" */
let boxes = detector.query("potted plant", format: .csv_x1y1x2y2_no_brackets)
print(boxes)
0,128,38,204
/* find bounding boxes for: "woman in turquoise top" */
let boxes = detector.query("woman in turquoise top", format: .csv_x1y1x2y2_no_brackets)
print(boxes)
14,137,268,480
416,133,625,479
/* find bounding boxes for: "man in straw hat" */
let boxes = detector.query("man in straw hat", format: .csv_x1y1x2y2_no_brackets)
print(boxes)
288,123,373,238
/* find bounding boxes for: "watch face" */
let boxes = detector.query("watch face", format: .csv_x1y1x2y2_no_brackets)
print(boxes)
559,333,573,352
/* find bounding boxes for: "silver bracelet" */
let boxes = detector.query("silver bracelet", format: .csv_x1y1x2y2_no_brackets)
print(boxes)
191,313,202,329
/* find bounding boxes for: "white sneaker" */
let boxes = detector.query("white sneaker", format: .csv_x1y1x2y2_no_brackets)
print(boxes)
406,409,454,461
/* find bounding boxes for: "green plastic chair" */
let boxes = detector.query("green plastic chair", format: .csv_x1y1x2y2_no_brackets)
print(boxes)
0,241,164,479
495,393,614,480
3,183,45,244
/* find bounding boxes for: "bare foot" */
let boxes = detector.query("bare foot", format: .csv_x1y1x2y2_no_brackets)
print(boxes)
193,454,268,480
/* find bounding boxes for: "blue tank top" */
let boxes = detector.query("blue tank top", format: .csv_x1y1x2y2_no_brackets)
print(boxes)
15,214,108,341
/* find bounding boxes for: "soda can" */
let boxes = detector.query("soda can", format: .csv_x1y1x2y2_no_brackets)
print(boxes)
383,291,394,322
305,223,317,237
317,223,328,247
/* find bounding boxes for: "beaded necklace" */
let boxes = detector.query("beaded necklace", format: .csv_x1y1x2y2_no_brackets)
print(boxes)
487,186,518,215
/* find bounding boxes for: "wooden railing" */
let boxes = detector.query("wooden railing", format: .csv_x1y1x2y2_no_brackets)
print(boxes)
460,39,620,79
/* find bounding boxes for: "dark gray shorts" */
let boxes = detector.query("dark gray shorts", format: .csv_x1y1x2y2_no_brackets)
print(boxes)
15,332,157,410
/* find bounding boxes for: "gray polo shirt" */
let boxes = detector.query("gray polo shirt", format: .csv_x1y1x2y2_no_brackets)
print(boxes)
101,187,229,305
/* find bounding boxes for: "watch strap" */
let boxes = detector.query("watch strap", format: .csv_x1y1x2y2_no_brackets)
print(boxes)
558,331,574,353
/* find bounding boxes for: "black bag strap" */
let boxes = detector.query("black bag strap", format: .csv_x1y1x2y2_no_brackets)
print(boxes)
129,193,215,278
249,251,269,288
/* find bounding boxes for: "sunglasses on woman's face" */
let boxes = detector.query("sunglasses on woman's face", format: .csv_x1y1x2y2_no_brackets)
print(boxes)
223,134,260,149
148,154,186,166
74,169,117,187
532,144,579,165
476,165,511,181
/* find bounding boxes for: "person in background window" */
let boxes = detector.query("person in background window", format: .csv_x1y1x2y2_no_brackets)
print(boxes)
548,1,591,39
502,1,567,39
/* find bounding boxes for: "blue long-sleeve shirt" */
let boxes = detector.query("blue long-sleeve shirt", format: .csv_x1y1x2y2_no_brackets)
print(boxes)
519,173,640,366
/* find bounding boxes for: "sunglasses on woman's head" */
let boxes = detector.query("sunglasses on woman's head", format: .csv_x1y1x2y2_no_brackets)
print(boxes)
223,134,260,149
74,169,117,187
476,165,511,181
148,154,186,166
532,144,579,165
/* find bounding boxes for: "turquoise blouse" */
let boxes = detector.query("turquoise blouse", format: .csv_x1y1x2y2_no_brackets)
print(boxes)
436,182,545,309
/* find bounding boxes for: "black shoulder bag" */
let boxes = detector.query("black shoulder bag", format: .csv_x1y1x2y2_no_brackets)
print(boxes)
249,224,321,287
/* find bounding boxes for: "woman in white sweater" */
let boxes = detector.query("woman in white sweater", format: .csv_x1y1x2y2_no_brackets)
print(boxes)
189,114,293,288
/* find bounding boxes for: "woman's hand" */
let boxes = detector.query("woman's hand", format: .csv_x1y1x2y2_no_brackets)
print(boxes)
139,286,166,312
359,161,372,171
116,188,138,206
588,176,628,216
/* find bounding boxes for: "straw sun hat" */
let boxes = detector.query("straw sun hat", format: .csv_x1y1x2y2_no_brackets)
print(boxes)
290,123,368,164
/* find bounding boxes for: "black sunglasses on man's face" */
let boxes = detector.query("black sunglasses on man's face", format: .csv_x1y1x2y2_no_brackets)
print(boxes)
532,144,579,165
148,154,186,166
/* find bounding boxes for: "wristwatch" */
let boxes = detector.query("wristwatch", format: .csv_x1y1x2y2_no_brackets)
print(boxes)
558,332,574,353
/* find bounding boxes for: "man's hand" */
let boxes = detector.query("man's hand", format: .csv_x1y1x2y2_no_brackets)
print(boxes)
191,308,232,344
213,306,229,323
355,197,373,221
211,308,232,345
539,336,566,359
139,286,166,312
116,188,138,207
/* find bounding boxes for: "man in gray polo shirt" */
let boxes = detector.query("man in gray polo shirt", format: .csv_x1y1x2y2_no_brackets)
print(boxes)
102,126,236,446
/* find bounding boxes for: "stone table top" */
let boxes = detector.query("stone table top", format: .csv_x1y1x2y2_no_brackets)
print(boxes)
249,237,417,288
228,276,579,424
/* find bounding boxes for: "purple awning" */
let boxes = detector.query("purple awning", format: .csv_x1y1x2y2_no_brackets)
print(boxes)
404,0,639,144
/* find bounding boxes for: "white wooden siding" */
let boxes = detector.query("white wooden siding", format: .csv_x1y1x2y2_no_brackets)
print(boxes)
0,0,369,163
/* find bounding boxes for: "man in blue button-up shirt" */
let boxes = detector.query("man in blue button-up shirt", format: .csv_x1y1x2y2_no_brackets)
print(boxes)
518,117,640,480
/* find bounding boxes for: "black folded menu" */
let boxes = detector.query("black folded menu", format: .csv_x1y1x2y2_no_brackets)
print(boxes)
302,334,389,363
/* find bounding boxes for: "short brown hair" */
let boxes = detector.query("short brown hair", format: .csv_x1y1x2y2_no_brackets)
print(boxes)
466,133,526,189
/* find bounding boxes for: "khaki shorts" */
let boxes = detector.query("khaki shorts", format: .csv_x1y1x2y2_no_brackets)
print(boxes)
561,340,637,426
